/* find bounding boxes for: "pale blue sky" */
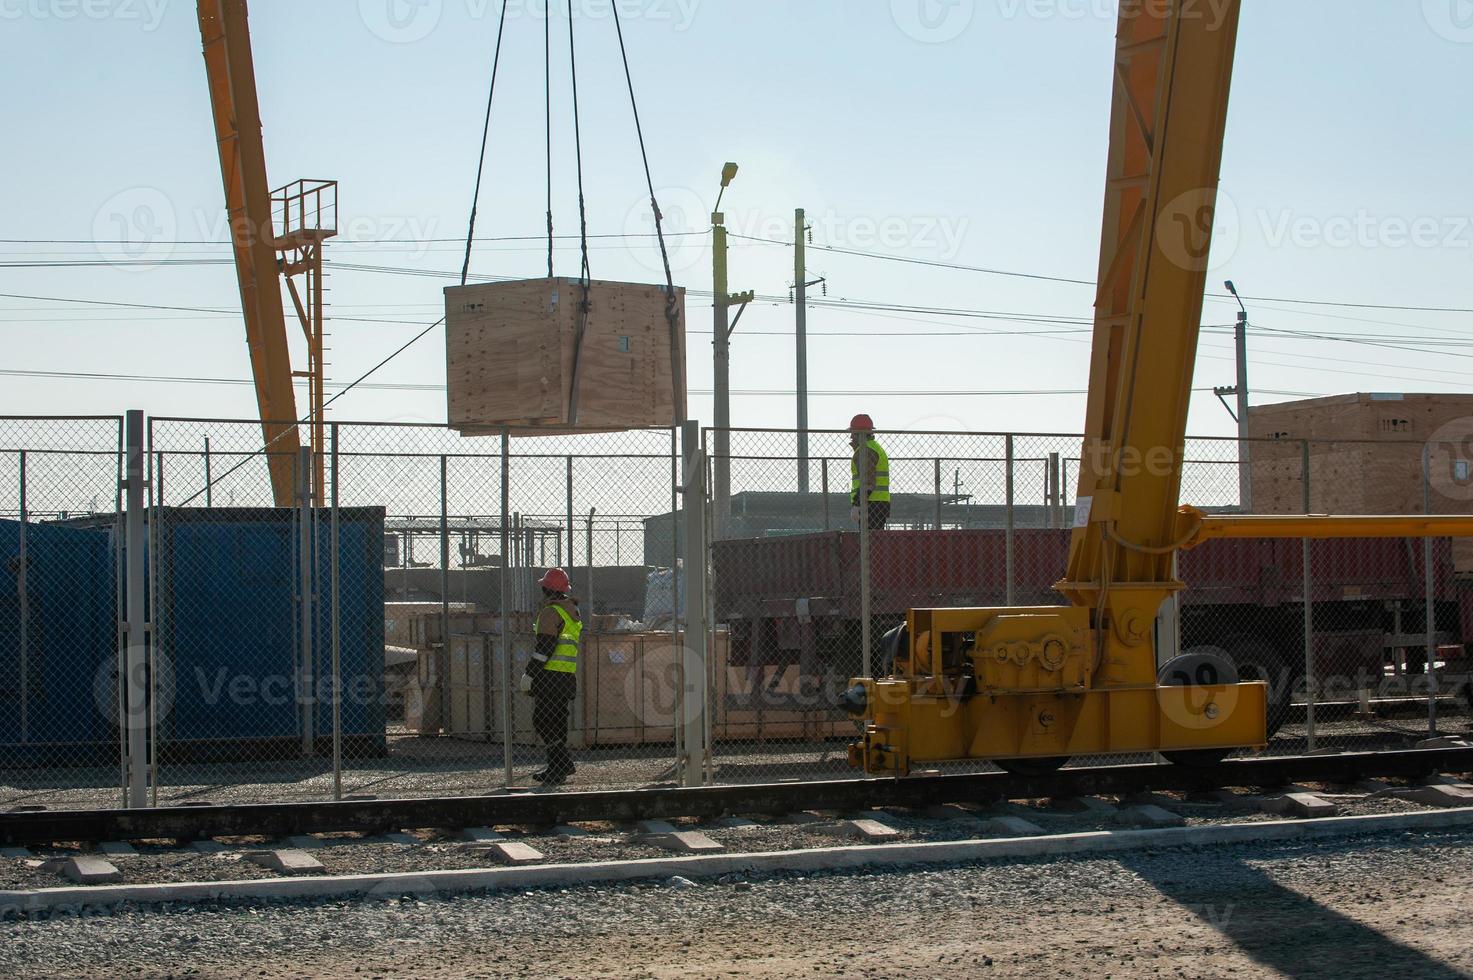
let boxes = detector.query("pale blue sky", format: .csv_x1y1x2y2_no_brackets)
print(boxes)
3,0,1472,438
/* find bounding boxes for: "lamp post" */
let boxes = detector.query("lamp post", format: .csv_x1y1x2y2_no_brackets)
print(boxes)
712,163,752,538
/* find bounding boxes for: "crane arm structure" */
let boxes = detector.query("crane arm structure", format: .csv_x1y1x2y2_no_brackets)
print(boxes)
197,0,335,507
1056,0,1242,685
847,0,1473,776
198,0,300,506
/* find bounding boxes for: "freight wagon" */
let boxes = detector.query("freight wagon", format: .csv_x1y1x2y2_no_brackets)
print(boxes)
712,529,1473,736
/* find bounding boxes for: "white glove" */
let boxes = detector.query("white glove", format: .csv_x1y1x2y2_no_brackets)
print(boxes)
850,506,861,526
518,673,532,695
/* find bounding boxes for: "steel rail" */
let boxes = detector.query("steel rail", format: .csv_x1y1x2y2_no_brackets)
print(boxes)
3,748,1471,848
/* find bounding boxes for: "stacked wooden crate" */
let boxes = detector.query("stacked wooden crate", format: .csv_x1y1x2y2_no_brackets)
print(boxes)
445,277,686,433
1248,393,1473,572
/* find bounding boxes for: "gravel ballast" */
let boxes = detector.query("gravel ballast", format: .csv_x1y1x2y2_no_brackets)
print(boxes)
2,829,1471,978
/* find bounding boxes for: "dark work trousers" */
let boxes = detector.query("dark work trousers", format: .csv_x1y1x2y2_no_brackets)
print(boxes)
866,501,891,530
531,670,577,777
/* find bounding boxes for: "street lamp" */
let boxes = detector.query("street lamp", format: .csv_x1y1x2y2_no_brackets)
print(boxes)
712,162,752,538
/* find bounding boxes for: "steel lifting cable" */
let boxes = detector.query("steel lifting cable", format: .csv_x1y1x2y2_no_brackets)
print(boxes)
563,0,595,424
460,0,512,287
610,2,686,425
544,6,554,279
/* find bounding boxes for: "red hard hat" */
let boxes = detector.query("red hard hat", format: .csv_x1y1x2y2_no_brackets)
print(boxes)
849,414,875,432
538,568,571,594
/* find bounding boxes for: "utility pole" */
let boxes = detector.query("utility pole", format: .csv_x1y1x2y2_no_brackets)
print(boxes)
794,208,810,493
1219,280,1252,512
711,163,752,537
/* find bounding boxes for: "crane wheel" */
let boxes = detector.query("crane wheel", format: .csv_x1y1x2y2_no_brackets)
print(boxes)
1158,649,1238,767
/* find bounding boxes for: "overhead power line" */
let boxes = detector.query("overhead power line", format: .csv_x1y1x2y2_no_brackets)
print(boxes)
0,365,1323,399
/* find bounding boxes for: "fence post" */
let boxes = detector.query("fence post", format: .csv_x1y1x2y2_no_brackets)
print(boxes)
586,508,596,615
1005,435,1016,607
296,445,315,757
680,420,708,787
934,458,943,531
703,434,717,783
500,429,513,786
1423,444,1439,736
1301,439,1315,751
17,451,27,746
204,436,212,508
1048,452,1061,529
565,455,574,570
123,410,148,808
331,425,342,800
859,456,872,679
821,458,830,531
671,427,683,771
439,454,452,730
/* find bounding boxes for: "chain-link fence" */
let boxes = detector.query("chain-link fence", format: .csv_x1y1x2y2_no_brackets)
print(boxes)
0,417,125,809
2,414,1471,810
705,427,1473,782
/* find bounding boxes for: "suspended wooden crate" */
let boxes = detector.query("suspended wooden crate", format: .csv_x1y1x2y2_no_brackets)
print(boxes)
445,277,686,433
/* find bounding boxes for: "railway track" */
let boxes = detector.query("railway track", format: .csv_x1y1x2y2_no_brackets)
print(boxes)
2,746,1470,849
0,747,1471,915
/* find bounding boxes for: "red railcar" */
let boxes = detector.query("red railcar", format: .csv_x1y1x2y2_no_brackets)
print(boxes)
713,530,1473,715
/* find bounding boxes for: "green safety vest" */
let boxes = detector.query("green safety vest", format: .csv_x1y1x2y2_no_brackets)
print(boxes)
539,604,582,674
851,439,891,504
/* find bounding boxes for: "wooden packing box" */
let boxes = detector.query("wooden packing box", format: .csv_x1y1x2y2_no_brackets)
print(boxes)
437,628,851,748
445,277,686,433
1248,393,1473,572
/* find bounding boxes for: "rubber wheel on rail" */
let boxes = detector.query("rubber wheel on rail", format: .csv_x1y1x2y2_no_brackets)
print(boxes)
1158,649,1239,767
995,756,1070,776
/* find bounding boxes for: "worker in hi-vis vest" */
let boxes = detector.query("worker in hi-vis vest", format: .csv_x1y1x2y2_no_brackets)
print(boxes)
519,568,582,785
849,414,891,530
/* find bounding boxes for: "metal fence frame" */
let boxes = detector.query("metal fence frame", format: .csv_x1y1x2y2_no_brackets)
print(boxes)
1,414,1469,811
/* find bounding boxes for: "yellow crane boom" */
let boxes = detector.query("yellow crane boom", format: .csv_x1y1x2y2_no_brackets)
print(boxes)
845,0,1473,775
197,0,335,507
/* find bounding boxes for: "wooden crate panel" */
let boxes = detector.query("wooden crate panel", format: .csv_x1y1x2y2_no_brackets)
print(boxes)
446,277,686,433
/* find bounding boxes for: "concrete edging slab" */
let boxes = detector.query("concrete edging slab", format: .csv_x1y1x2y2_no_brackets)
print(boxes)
4,806,1473,915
